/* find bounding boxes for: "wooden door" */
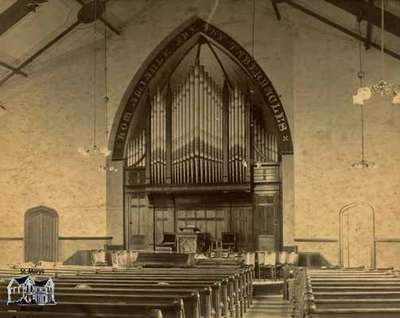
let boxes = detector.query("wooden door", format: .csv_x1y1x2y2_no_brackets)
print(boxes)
127,194,152,250
341,205,373,268
154,208,174,244
253,193,281,251
230,206,253,250
25,207,58,262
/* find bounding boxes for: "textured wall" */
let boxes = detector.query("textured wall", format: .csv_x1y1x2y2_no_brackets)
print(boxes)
0,0,399,266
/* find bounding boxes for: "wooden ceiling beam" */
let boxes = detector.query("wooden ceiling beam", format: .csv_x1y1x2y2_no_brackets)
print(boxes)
323,0,400,38
280,0,400,62
0,0,48,36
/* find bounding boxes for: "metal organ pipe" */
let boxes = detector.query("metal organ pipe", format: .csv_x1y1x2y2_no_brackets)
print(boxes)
199,65,204,184
178,85,183,184
217,87,222,183
185,75,190,184
143,64,273,185
150,94,154,182
208,73,213,183
204,72,210,183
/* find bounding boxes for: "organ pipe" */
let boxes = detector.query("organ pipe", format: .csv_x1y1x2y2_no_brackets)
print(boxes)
127,62,281,185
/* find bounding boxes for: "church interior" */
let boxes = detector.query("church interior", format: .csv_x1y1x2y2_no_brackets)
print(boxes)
1,0,400,317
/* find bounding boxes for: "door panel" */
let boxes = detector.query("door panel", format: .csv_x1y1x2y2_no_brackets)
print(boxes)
154,208,174,244
127,195,152,250
175,208,227,240
25,208,58,262
230,206,252,250
342,206,372,268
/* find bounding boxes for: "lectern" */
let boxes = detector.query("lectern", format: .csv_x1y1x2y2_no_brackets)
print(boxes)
176,226,200,254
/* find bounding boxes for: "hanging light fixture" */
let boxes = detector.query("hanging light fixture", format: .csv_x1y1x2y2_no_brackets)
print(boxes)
98,16,118,173
352,0,400,105
241,0,262,169
352,20,375,169
78,0,113,166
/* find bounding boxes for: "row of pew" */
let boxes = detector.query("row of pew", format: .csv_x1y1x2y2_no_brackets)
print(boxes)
305,268,400,318
0,262,254,318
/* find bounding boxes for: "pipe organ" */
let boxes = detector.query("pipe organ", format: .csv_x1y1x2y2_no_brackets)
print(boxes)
228,85,249,183
150,89,167,184
125,63,279,185
126,130,145,168
171,65,224,184
122,34,286,254
253,117,278,163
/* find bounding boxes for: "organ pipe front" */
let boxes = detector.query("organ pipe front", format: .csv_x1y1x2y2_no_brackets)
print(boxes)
125,62,279,185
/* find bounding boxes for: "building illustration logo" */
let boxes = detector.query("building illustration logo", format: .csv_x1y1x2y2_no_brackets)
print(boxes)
7,275,56,305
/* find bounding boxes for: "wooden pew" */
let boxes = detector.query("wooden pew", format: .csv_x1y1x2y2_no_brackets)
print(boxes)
60,268,251,315
0,279,220,318
0,264,252,318
54,281,219,318
0,311,162,318
55,274,238,317
55,276,231,318
0,292,197,318
3,300,183,318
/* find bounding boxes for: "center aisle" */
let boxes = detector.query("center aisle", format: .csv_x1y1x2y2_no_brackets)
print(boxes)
246,294,293,318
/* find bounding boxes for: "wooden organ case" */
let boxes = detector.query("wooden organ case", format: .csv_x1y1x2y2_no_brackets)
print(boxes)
124,54,282,252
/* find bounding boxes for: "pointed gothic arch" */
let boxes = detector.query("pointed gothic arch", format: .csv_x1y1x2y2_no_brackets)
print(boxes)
108,16,293,251
110,16,293,160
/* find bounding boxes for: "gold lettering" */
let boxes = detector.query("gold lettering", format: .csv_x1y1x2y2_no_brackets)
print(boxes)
268,95,278,104
122,112,133,122
275,112,285,123
278,122,288,131
117,132,126,141
270,103,281,114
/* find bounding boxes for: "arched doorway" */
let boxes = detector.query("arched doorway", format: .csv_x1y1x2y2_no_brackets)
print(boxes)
338,202,376,269
109,17,293,251
24,206,59,263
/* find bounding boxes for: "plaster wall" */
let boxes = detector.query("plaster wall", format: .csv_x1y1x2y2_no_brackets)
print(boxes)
0,0,399,266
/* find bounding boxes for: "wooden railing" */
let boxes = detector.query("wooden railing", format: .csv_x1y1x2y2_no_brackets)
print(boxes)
287,267,315,318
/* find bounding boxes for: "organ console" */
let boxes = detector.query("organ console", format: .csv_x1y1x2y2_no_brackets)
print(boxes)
125,62,279,186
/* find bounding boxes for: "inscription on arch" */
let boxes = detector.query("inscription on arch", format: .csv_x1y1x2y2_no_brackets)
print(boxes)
111,17,293,160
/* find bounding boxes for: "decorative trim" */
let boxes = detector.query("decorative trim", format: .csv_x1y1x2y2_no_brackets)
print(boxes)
294,238,338,243
59,236,113,240
110,16,293,160
375,238,400,243
0,236,113,241
0,237,23,241
126,183,251,193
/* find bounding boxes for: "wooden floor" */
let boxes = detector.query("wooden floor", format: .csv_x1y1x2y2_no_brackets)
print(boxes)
246,294,292,318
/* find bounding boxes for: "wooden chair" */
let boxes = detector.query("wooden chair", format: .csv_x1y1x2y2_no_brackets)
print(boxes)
156,233,177,252
221,232,237,251
260,251,277,280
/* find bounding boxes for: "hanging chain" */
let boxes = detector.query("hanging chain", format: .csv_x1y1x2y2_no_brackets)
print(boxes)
251,0,255,57
104,17,109,143
357,20,365,162
92,0,98,149
380,0,385,81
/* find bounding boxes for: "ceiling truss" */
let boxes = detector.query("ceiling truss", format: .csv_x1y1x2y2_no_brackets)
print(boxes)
274,0,400,62
0,0,121,87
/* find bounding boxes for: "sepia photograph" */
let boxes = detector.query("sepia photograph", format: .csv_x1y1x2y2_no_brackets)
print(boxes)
0,0,400,317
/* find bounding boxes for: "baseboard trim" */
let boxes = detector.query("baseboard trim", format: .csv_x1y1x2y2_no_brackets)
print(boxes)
0,236,113,241
294,238,338,243
59,236,113,240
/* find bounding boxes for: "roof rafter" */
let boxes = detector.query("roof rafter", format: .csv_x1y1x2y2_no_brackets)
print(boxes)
323,0,400,38
278,0,400,62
